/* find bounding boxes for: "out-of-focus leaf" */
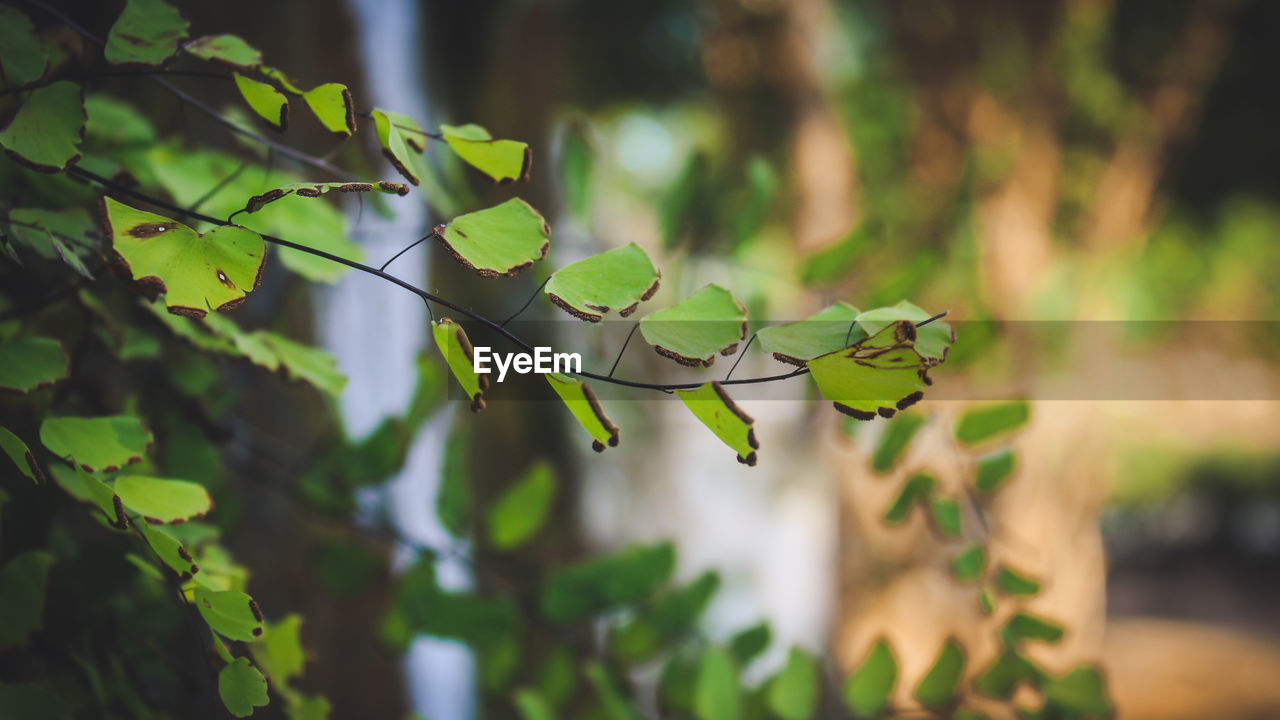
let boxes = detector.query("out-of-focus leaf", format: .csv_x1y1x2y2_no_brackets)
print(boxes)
371,109,457,214
883,472,935,525
952,544,986,582
39,415,152,473
807,321,934,421
218,657,269,718
871,412,926,473
954,402,1030,446
930,496,963,539
0,338,67,394
534,646,577,709
488,461,557,550
433,318,488,412
1001,612,1064,645
799,223,874,286
640,285,747,367
0,81,84,172
432,198,549,277
694,648,740,720
1043,666,1112,718
436,424,469,538
183,34,261,70
0,6,48,86
610,571,719,663
0,427,43,483
545,243,660,322
541,542,675,622
0,683,73,719
137,521,200,578
234,72,288,130
973,648,1042,699
995,566,1041,597
586,662,643,720
767,648,819,720
104,0,188,66
843,638,897,718
302,83,356,139
440,123,530,183
255,332,347,396
195,588,264,642
514,689,556,720
731,156,777,248
0,551,55,650
546,373,619,452
84,95,156,147
660,653,699,714
253,614,307,685
114,475,211,524
729,621,772,666
559,119,593,221
914,638,965,710
757,302,863,366
675,382,758,466
974,449,1016,493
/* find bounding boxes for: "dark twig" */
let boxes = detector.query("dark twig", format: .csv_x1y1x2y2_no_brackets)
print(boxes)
379,234,430,272
723,330,758,382
608,323,640,379
500,276,550,327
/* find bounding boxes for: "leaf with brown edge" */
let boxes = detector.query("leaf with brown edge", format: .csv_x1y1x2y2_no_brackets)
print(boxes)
440,123,531,183
675,382,758,466
432,318,488,412
114,476,212,525
39,415,153,474
233,72,288,131
137,521,200,579
183,34,262,71
544,243,660,322
432,198,550,278
0,338,68,394
546,373,619,452
303,82,356,139
806,320,936,421
639,284,748,367
240,181,408,214
0,427,43,484
756,302,862,366
102,197,265,318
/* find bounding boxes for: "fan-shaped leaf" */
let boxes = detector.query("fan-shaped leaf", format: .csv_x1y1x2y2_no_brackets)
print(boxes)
974,449,1016,493
196,588,264,642
433,318,488,412
807,320,935,421
114,476,212,524
302,83,355,139
640,285,747,367
440,123,531,183
0,338,67,394
675,381,758,465
39,415,152,473
102,197,266,318
218,657,269,718
955,402,1030,446
844,638,897,718
757,302,862,366
104,0,188,66
488,461,557,550
545,373,619,451
768,648,820,720
545,243,660,322
914,638,965,710
137,521,199,578
694,648,741,720
183,34,261,70
0,551,55,651
234,72,288,130
952,544,986,582
855,301,954,362
0,427,42,483
242,181,408,214
0,6,48,86
541,542,674,622
0,81,84,172
372,108,426,184
432,198,550,278
884,472,935,525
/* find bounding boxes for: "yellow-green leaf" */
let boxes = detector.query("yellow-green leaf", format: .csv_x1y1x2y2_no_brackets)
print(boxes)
488,461,557,550
675,381,758,466
432,198,550,278
0,81,84,172
806,320,934,421
196,587,264,642
545,373,619,452
234,72,289,130
640,284,747,367
218,657,269,718
432,318,488,412
440,123,531,183
137,521,200,578
0,427,43,483
39,415,152,473
303,83,355,139
242,181,409,214
844,639,897,718
114,475,212,524
545,243,660,322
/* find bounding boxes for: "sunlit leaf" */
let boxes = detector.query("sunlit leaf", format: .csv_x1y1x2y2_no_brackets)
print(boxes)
675,381,758,465
218,657,269,718
546,373,619,451
234,72,288,131
843,638,897,718
0,81,84,172
952,544,986,582
729,621,771,666
104,0,189,66
432,318,488,412
914,638,965,710
114,475,212,524
883,472,935,525
103,197,265,318
855,301,953,362
183,34,262,70
0,427,43,483
541,542,674,622
640,284,747,367
260,66,301,94
137,521,200,578
371,109,427,185
0,551,55,651
440,123,531,183
767,648,820,720
0,337,67,394
545,243,660,322
39,415,152,473
302,83,356,139
610,571,719,663
488,461,557,550
955,402,1030,446
995,566,1041,597
974,449,1016,493
432,198,550,277
930,496,962,540
253,614,307,685
694,648,740,720
807,321,935,421
871,412,926,473
196,588,264,642
757,302,863,366
242,181,408,214
1001,612,1064,645
0,6,48,86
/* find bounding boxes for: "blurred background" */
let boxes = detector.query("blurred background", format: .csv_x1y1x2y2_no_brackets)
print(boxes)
34,0,1280,718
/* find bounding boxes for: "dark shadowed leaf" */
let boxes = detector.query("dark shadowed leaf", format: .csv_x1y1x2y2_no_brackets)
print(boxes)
1001,612,1064,645
1043,665,1112,718
0,81,84,172
0,6,48,86
0,551,55,650
974,648,1043,699
0,427,43,483
0,683,73,720
610,571,719,663
104,0,189,66
729,621,772,666
542,542,675,622
0,338,67,394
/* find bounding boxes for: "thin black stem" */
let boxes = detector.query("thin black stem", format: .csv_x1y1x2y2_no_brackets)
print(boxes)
379,234,430,272
500,276,550,327
723,331,758,382
608,323,640,378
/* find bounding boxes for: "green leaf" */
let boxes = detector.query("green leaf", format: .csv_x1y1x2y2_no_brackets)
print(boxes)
196,588,264,642
955,402,1030,446
559,119,593,221
799,223,874,286
1043,666,1112,718
729,622,772,666
440,123,531,183
585,662,643,720
979,586,995,616
102,197,266,318
610,571,719,663
546,373,619,452
545,243,660,322
0,81,84,172
0,6,48,86
197,313,347,396
104,0,189,66
488,461,557,550
302,83,356,139
640,285,747,367
286,695,331,720
436,425,469,537
432,318,489,412
951,544,986,582
676,382,759,466
843,638,897,718
883,472,935,525
39,415,152,473
48,465,123,529
242,181,408,214
694,648,741,720
767,648,819,720
757,302,863,366
871,412,926,473
541,542,675,622
253,614,307,685
260,66,302,94
183,34,262,70
114,475,212,524
0,551,55,650
85,95,157,147
137,521,200,578
973,648,1042,699
995,566,1041,597
0,683,73,720
807,321,935,421
534,646,577,709
5,207,96,263
371,109,455,210
514,689,556,720
234,72,289,130
218,657,269,718
0,427,43,483
432,198,550,277
255,332,347,396
974,449,1016,493
854,301,953,362
913,638,965,710
930,496,963,539
0,337,67,394
1001,612,1064,645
